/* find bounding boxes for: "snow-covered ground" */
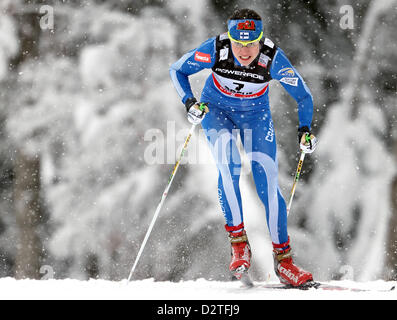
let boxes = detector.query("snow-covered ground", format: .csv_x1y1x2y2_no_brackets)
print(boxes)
0,278,395,300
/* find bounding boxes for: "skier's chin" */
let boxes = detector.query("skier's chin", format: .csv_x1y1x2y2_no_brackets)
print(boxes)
238,56,253,66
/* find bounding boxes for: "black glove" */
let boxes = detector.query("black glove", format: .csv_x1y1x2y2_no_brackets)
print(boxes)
184,97,198,113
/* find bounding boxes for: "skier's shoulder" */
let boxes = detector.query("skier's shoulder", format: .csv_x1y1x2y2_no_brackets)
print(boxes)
270,45,293,72
191,36,217,65
196,36,217,53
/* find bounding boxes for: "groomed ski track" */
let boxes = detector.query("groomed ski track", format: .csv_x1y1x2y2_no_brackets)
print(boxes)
0,278,395,300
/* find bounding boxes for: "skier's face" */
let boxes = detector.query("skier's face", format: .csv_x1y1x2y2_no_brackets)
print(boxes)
231,41,260,66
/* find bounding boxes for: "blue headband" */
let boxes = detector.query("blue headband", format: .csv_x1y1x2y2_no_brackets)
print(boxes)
227,19,263,42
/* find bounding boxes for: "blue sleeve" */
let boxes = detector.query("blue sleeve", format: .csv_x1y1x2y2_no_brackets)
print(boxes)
169,37,216,104
270,48,313,130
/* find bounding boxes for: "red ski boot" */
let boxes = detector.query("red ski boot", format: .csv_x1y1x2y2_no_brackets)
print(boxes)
273,238,313,287
226,225,251,280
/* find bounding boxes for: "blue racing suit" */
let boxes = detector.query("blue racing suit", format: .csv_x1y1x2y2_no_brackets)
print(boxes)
169,33,313,246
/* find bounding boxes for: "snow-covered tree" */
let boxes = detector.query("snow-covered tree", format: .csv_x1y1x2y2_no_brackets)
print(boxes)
298,0,397,281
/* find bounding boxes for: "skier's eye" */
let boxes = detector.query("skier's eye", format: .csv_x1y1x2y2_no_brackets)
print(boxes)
232,41,259,48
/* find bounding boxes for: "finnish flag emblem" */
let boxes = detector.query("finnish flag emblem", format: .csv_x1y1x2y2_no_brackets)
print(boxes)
240,32,250,40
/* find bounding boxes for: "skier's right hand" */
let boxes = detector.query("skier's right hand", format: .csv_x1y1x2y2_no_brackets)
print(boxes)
185,97,209,125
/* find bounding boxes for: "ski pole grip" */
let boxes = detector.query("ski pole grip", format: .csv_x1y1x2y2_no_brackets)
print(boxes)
305,133,312,149
199,102,209,116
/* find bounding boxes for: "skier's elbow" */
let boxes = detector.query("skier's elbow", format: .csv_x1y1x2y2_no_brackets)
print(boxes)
169,63,177,76
297,91,313,106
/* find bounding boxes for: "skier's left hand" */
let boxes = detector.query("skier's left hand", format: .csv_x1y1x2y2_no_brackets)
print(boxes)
298,126,318,153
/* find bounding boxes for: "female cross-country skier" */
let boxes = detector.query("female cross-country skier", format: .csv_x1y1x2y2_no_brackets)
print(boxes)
169,8,318,287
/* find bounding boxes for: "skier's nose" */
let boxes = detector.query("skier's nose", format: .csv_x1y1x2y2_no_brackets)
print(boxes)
240,46,250,53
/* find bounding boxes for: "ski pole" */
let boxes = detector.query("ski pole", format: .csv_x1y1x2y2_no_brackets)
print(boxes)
127,103,208,282
286,150,306,216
